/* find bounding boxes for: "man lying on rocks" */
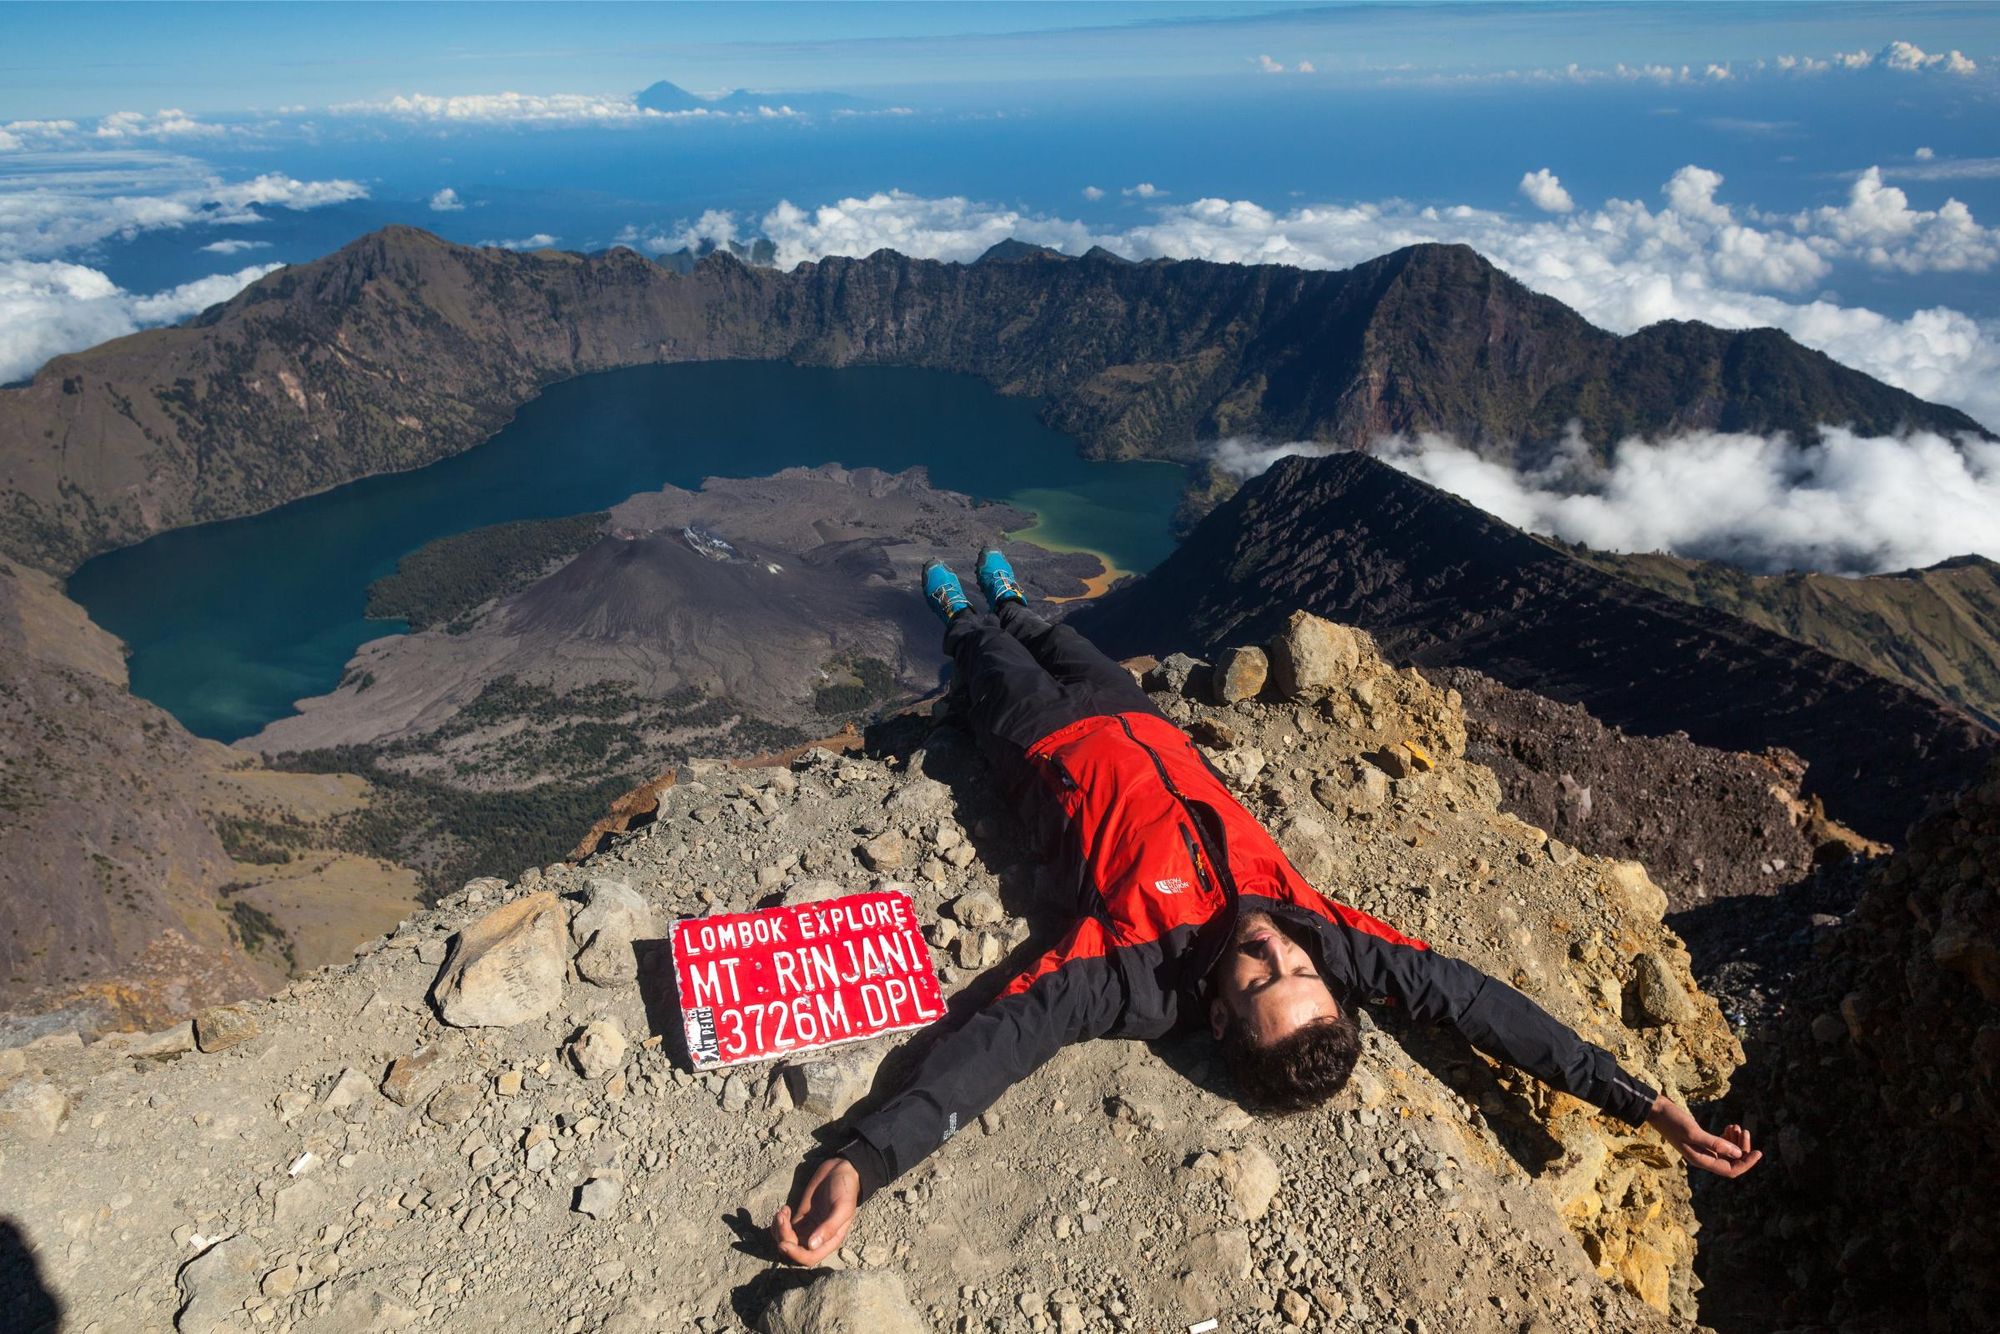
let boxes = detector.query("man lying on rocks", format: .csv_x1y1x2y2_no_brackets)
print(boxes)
771,550,1761,1265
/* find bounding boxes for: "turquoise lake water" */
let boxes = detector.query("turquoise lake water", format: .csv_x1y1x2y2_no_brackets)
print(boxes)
65,362,1187,742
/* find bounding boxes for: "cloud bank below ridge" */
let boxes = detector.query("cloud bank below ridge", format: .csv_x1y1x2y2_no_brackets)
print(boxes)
1211,429,2000,576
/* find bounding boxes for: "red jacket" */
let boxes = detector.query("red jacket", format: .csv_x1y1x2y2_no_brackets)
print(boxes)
842,711,1656,1199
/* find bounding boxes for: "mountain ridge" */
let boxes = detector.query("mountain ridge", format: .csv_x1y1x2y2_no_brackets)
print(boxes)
3,227,1983,574
1070,451,1998,843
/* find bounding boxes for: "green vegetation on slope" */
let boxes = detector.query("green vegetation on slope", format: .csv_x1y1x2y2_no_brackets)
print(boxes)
1586,550,2000,727
270,677,809,895
813,655,898,716
365,513,609,632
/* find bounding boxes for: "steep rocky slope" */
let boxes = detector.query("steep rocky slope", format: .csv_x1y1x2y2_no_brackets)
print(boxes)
0,616,1742,1331
1432,667,1836,913
1073,453,1998,844
0,557,422,1039
1696,758,2000,1331
1588,550,2000,727
3,230,1982,572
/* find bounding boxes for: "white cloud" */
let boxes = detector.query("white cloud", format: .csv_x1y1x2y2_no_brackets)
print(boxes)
1387,38,1982,87
613,211,739,256
1124,182,1164,198
1254,55,1285,74
199,238,270,255
209,172,366,212
0,162,368,260
1880,40,1977,75
428,187,465,212
1082,185,1106,201
761,193,1100,265
1916,146,1936,161
1211,428,2000,575
1298,61,1317,75
1517,168,1574,214
0,259,278,383
92,109,223,141
332,90,803,126
1796,168,2000,273
1372,428,2000,573
477,233,558,250
1885,156,2000,182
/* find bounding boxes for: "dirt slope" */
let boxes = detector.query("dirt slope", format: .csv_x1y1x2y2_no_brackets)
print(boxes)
0,615,1742,1332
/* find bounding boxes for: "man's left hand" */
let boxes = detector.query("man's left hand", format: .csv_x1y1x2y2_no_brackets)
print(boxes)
1646,1094,1762,1179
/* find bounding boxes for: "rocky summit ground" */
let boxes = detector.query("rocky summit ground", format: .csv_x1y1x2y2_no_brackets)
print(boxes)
0,614,1745,1333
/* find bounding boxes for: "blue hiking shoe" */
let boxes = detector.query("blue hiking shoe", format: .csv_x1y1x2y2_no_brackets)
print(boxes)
922,560,972,623
976,547,1026,607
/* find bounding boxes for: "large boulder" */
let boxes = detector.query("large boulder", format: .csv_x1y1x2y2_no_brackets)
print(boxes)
430,892,566,1028
1267,611,1364,698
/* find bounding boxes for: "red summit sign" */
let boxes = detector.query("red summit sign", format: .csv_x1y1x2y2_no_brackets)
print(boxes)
670,888,945,1070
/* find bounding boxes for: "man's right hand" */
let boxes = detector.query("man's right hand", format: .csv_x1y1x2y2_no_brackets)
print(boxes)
771,1157,860,1266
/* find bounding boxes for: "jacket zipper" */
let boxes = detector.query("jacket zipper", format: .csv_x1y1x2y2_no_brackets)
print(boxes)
1116,716,1228,900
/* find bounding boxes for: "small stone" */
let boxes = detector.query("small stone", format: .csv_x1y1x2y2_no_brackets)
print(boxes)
859,831,910,871
947,891,1005,927
261,1265,301,1299
324,1067,377,1111
273,1177,326,1227
780,879,849,907
570,878,659,987
1187,718,1240,751
381,1045,446,1108
1810,1013,1847,1046
1142,653,1201,697
574,1172,624,1219
0,1080,67,1140
431,891,567,1028
426,1082,483,1128
1279,1290,1310,1327
782,1047,885,1118
193,1006,260,1053
1630,952,1693,1026
176,1235,263,1334
568,1019,627,1080
1210,646,1269,704
720,1072,752,1113
414,938,447,966
1217,1145,1281,1221
1211,747,1267,790
761,1270,927,1334
123,1022,196,1057
1369,746,1412,780
495,1069,524,1097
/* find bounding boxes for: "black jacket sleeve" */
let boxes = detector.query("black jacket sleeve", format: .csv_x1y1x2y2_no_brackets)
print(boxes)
1326,924,1659,1126
839,921,1126,1202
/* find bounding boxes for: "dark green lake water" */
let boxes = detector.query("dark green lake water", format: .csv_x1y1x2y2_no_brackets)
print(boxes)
67,363,1187,742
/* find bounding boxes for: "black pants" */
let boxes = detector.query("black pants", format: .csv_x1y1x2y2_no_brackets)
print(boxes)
944,603,1161,833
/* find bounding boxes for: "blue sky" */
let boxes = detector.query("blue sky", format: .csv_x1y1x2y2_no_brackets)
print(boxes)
4,2,1998,114
4,1,1999,444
